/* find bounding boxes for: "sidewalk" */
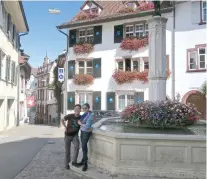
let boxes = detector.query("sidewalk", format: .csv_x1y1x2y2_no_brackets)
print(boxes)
13,135,172,179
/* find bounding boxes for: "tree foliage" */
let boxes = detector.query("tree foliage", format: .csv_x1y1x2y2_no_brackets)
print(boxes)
200,81,206,96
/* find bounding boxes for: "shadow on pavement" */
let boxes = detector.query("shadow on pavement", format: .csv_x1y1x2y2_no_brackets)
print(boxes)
0,137,52,179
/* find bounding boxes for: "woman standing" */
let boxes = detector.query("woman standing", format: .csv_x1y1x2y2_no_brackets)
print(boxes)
77,103,94,171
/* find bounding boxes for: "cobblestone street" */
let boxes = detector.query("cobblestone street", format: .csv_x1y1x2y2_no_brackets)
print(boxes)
13,138,89,179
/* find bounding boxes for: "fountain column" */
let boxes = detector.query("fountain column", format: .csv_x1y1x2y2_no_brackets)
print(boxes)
148,16,168,101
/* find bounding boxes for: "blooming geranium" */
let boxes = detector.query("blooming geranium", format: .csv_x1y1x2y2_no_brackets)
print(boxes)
122,100,199,129
75,12,98,21
120,36,149,51
73,43,94,55
73,74,94,86
139,2,154,11
112,69,171,85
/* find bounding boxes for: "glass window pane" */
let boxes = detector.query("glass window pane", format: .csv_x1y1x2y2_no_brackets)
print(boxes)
118,61,123,70
86,68,93,75
200,62,205,68
87,61,92,67
133,61,139,71
86,93,92,106
199,48,205,54
79,61,84,67
87,29,93,36
127,95,134,106
190,64,196,69
79,68,85,74
144,62,149,69
118,95,125,111
189,51,197,69
79,93,85,106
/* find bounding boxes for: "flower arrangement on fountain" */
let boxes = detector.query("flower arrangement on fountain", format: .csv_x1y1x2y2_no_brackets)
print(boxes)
73,42,94,55
121,101,200,129
73,74,94,86
112,69,171,85
138,1,154,11
120,36,149,51
75,12,98,21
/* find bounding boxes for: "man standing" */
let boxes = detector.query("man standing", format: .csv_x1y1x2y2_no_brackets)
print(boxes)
61,104,81,170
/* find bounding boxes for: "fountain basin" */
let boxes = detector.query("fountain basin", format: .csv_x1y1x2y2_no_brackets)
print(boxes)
88,117,206,179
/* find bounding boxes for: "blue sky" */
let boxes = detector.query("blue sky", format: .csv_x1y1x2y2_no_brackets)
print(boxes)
21,1,84,68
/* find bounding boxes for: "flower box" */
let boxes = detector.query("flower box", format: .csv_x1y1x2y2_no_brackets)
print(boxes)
121,101,199,129
76,12,98,21
139,2,154,11
112,69,171,85
120,36,148,51
73,43,94,55
117,7,135,14
73,74,94,86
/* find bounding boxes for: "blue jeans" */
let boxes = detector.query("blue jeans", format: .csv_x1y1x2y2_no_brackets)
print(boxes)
81,131,92,164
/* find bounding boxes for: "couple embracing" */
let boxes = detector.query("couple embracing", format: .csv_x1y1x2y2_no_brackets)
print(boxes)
61,103,93,172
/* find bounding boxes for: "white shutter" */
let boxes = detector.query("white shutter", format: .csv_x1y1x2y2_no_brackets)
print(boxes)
0,0,3,28
191,1,200,24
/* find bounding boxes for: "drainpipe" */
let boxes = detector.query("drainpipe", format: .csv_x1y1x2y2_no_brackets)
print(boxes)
16,32,28,126
56,28,69,118
171,1,175,100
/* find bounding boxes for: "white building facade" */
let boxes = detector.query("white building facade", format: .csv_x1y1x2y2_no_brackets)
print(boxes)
58,1,206,119
36,56,57,124
0,1,29,131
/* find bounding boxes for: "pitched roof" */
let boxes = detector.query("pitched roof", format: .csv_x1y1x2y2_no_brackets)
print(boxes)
57,1,173,29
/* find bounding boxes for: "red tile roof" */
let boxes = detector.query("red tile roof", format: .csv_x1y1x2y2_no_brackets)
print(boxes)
58,1,172,29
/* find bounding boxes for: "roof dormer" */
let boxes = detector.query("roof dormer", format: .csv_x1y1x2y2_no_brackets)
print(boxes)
80,1,102,15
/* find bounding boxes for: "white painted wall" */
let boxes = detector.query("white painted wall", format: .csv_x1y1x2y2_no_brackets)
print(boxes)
66,1,206,111
0,29,18,131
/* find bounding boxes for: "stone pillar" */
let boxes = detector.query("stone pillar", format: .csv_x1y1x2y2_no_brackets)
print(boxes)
148,16,168,101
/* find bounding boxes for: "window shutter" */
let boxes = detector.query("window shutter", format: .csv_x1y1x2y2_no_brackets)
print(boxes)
0,49,1,79
12,24,16,43
106,92,116,110
191,1,200,24
93,25,102,44
92,58,101,78
69,29,76,47
68,60,75,79
93,91,101,110
8,56,11,81
114,25,123,43
134,92,144,104
67,92,75,110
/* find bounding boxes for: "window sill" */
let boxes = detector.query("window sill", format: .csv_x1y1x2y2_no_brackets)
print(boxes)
186,69,206,73
198,22,206,25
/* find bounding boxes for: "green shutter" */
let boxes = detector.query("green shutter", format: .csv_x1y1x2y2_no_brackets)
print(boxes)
7,13,11,33
92,58,101,78
5,56,8,81
7,56,11,81
93,91,101,110
69,29,76,47
68,60,75,79
67,92,75,110
106,92,116,110
114,25,123,43
11,61,15,83
93,25,102,44
134,92,144,104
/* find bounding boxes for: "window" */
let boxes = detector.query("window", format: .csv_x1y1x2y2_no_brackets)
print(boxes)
189,51,197,70
144,62,149,70
199,48,206,69
125,23,148,38
187,45,206,71
202,0,206,23
118,94,135,111
125,25,134,37
117,58,140,72
78,28,94,43
78,60,93,75
78,92,92,108
135,24,144,38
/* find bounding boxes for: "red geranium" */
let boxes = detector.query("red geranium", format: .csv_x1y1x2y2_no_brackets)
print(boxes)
73,43,94,55
73,74,94,86
120,37,148,51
